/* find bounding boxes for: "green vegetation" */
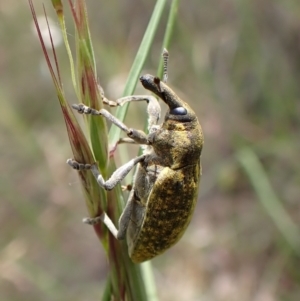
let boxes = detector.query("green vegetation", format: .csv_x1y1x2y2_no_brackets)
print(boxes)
1,0,299,300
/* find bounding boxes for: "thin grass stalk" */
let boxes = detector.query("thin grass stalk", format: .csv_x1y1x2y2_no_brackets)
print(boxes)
109,0,168,145
52,0,78,96
236,147,300,254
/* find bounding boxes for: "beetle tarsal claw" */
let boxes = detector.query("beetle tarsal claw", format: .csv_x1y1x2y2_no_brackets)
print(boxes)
71,104,101,115
82,216,103,225
66,158,92,170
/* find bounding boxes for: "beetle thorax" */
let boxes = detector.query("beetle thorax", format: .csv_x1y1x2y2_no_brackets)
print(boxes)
149,118,203,169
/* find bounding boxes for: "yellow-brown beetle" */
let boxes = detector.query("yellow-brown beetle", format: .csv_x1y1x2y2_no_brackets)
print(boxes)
68,50,203,263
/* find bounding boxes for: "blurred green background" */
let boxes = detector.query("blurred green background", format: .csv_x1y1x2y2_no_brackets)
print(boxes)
1,0,300,300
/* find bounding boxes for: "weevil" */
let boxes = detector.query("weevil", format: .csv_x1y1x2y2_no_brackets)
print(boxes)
67,50,203,263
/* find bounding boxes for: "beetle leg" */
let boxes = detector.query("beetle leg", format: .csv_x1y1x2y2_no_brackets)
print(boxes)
108,96,160,154
97,83,118,107
68,156,142,237
108,138,137,158
98,87,161,131
82,212,118,238
83,188,135,240
65,159,91,170
117,137,136,145
73,92,161,133
67,154,145,190
91,155,145,190
72,104,151,145
72,104,130,132
116,95,161,131
116,188,135,239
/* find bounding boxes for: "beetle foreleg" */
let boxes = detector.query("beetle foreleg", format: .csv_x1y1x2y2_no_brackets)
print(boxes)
72,104,131,133
72,104,151,145
116,95,161,131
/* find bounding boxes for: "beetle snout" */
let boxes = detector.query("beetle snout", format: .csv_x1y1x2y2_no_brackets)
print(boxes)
140,74,183,110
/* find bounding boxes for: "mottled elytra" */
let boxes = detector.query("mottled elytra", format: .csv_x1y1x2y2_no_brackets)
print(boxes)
67,50,203,263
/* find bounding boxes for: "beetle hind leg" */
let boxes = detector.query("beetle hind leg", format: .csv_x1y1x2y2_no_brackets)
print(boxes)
82,189,136,240
82,212,119,238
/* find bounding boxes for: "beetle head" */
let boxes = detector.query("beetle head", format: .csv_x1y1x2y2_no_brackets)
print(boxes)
140,74,197,123
140,74,203,168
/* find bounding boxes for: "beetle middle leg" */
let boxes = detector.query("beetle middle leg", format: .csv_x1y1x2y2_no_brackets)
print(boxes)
67,155,145,238
67,154,145,191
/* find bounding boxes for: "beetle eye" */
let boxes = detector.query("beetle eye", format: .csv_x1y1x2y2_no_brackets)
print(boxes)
170,107,187,115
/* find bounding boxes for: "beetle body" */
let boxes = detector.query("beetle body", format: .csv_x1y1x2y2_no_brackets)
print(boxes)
68,72,203,263
126,75,203,262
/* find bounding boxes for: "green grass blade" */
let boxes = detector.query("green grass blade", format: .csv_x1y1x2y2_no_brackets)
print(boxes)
236,147,300,254
157,0,179,77
109,0,167,145
52,0,78,96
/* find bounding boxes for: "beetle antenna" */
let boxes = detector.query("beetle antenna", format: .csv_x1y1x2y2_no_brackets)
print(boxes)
162,48,169,83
